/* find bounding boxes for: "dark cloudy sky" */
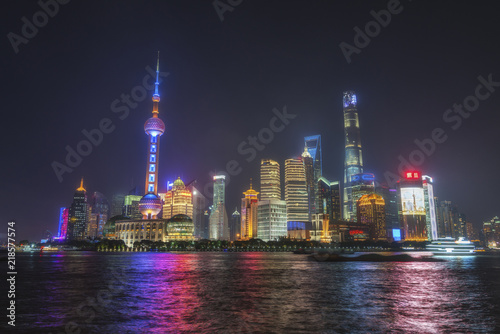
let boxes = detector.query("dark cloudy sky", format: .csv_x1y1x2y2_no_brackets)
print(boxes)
1,0,499,241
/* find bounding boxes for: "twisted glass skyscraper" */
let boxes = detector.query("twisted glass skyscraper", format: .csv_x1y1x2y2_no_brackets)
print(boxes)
343,91,363,221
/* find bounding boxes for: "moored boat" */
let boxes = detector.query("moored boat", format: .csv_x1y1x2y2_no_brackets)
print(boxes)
426,237,476,255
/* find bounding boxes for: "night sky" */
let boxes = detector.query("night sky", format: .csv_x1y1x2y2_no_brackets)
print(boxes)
2,0,499,241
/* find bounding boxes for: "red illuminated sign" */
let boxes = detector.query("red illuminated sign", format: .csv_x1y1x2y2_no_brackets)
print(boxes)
405,171,420,180
349,230,364,235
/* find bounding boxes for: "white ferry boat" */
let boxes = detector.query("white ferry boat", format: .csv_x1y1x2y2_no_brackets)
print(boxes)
426,237,476,255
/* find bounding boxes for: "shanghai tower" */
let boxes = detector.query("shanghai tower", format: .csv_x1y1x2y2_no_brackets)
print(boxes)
343,91,363,221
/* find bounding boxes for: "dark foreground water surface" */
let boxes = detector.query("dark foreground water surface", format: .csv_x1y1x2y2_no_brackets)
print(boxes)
5,252,500,333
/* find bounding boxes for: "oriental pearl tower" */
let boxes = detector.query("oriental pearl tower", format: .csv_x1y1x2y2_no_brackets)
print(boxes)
138,52,165,219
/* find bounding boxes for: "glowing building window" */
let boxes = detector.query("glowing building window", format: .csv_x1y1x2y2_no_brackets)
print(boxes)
148,184,154,192
149,174,155,182
151,145,157,153
150,155,156,162
149,164,155,172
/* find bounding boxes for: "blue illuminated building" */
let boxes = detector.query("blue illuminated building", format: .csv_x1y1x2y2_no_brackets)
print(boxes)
343,91,364,221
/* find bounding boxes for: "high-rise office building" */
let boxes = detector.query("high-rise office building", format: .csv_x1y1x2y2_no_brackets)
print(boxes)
110,194,125,217
317,177,332,217
377,184,399,238
317,177,341,223
123,194,143,219
351,173,375,221
138,53,165,220
482,216,499,248
186,181,209,239
57,207,69,239
398,171,427,241
67,178,88,240
241,181,259,240
302,146,315,221
330,181,342,222
343,91,363,221
161,177,193,219
285,158,309,223
422,175,438,240
230,208,241,241
209,175,229,240
357,194,386,241
86,191,109,238
436,200,458,238
260,159,281,200
304,135,322,215
257,199,287,242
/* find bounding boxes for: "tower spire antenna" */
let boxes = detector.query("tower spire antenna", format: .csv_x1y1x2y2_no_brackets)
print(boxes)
151,51,161,115
77,177,86,192
154,51,160,96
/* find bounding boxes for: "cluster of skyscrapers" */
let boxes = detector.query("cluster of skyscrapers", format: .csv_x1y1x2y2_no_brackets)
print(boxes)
53,57,494,246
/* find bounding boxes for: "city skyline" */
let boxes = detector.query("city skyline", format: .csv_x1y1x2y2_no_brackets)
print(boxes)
2,1,500,242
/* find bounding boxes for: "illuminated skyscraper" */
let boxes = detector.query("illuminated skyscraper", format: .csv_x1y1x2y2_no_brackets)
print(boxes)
302,146,314,220
377,184,399,238
422,175,438,240
398,172,427,241
186,181,209,239
260,159,281,200
58,207,69,239
123,194,143,219
209,175,229,240
436,200,459,238
304,135,322,215
67,178,88,240
161,177,193,219
357,194,386,241
230,208,241,241
138,52,165,220
351,173,375,221
257,199,287,242
285,158,309,222
343,91,364,221
317,177,332,217
241,180,259,239
330,181,342,222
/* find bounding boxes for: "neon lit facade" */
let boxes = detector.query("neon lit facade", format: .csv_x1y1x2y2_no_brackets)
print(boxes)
260,159,281,201
357,194,387,241
58,207,69,239
351,173,375,221
285,158,309,222
343,91,364,221
398,172,427,241
241,180,259,239
161,177,193,219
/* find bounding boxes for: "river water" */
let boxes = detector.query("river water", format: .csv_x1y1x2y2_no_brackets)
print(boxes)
6,251,500,333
